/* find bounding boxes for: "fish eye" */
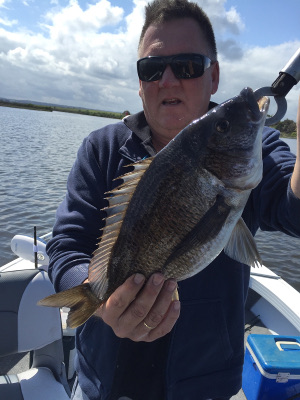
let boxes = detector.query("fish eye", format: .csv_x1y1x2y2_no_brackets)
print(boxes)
216,119,230,133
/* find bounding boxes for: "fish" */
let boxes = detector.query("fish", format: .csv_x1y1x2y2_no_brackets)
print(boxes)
38,87,269,328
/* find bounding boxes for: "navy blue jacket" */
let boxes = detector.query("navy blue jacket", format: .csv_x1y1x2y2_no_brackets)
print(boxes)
47,110,300,400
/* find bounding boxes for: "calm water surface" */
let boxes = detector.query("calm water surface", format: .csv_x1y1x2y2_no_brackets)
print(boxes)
0,106,299,291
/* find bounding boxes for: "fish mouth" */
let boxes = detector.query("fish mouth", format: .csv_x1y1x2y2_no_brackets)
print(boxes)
257,95,269,114
240,87,270,122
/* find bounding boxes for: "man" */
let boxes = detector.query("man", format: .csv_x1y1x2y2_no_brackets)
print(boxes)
47,0,300,399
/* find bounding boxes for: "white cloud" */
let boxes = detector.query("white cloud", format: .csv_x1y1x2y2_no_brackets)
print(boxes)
0,0,10,8
215,41,300,120
0,15,17,25
195,0,245,35
0,0,298,120
42,0,124,38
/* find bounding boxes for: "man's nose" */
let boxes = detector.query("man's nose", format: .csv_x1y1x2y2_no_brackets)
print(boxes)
158,65,180,88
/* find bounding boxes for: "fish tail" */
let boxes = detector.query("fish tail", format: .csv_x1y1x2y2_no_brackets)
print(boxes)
38,283,103,328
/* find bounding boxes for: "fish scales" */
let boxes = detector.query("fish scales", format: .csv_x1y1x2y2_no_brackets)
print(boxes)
38,87,269,328
107,156,212,291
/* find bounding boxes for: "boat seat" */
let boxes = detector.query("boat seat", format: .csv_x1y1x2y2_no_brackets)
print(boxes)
0,269,70,400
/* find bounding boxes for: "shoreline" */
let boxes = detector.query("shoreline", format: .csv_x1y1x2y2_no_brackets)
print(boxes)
0,101,125,120
0,101,297,138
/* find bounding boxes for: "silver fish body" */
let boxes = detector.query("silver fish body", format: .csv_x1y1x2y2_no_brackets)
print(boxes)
39,87,269,328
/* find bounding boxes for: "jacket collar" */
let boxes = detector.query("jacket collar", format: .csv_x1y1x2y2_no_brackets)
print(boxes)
116,111,154,163
120,101,218,161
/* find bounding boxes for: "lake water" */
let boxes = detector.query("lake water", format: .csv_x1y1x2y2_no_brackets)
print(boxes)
0,106,299,292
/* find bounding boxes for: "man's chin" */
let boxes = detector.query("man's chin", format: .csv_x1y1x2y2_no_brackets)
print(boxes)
161,115,190,133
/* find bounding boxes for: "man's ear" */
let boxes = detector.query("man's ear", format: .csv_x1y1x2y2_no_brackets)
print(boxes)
211,61,220,95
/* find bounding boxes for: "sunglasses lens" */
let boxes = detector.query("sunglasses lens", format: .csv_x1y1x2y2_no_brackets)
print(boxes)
138,59,164,82
172,55,204,79
137,54,211,82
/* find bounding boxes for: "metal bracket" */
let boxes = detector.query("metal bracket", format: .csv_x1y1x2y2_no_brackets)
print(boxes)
254,47,300,126
276,372,290,383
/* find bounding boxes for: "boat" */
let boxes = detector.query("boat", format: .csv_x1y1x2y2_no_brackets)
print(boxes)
0,233,299,400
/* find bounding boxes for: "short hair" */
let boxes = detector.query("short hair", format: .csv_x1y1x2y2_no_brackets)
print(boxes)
138,0,217,60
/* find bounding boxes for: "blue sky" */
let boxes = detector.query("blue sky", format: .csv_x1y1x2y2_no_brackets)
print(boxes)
0,0,299,120
225,0,299,46
3,0,298,45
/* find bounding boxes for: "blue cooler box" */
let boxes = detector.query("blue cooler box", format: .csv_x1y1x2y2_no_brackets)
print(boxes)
242,335,300,400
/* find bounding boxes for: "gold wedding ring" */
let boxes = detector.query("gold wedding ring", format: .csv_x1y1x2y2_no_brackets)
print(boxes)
143,321,154,330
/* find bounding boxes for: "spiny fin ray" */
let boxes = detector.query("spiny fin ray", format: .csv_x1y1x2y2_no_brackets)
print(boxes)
88,157,153,299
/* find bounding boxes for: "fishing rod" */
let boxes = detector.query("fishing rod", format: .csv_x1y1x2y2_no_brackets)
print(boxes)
34,226,38,268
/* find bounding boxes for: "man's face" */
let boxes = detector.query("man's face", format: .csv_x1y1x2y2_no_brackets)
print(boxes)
139,18,219,150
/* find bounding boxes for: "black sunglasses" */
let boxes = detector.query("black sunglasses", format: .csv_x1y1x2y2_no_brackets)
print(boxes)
137,53,212,82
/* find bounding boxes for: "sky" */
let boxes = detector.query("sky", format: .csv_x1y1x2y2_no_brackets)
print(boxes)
0,0,299,120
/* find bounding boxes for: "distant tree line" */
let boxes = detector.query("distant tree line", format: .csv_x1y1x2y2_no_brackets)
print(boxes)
271,118,296,138
0,100,131,120
0,100,296,137
0,100,52,112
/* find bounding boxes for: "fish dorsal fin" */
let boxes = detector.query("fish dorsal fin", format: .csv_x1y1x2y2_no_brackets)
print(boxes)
88,157,154,299
224,217,262,268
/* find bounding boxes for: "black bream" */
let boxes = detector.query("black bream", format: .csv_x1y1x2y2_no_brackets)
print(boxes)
39,87,269,328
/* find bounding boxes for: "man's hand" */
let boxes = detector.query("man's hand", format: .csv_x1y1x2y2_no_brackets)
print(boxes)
291,95,300,198
94,273,180,342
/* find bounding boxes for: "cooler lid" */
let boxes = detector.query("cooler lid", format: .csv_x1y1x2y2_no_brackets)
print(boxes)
247,334,300,374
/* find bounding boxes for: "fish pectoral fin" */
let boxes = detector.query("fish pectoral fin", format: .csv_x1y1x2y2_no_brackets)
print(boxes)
38,283,102,328
163,194,231,267
224,218,262,268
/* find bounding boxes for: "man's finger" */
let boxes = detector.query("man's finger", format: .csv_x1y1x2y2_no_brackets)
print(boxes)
142,279,177,329
116,273,165,336
97,273,145,324
123,278,179,341
139,299,181,342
